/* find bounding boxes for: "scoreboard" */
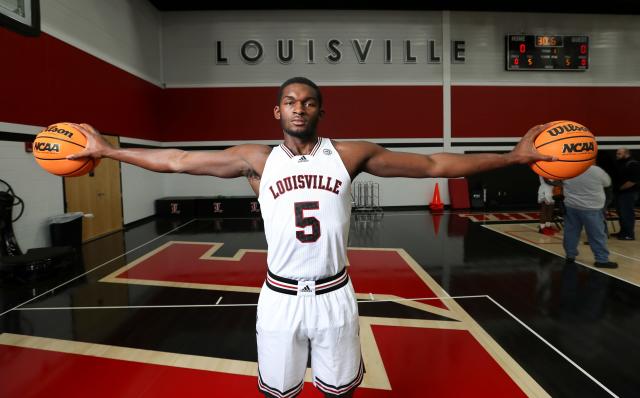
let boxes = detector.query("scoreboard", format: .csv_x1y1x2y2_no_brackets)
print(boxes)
506,35,589,71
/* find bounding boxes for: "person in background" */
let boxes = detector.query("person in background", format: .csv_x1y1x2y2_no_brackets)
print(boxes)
562,165,618,269
537,176,557,235
612,147,639,240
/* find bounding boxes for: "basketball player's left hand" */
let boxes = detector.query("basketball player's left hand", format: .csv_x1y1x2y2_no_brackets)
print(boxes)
508,123,556,164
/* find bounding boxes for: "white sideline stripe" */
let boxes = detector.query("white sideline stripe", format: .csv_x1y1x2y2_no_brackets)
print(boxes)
14,295,489,311
0,219,197,318
486,295,619,398
486,224,640,289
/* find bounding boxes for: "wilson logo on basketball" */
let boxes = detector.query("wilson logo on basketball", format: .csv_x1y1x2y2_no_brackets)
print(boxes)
547,123,589,137
562,142,595,153
45,126,74,138
33,142,60,152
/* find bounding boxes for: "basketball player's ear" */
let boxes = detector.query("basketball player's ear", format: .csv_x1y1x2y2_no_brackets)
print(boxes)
319,109,325,118
274,105,281,120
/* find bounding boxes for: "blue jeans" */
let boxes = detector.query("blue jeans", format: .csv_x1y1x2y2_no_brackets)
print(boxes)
563,206,610,263
616,190,639,238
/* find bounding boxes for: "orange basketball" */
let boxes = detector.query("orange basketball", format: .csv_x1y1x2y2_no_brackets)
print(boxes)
530,120,597,180
32,122,99,177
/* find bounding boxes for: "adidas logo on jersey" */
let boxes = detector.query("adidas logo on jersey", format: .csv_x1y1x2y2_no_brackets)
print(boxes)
298,156,308,163
300,285,312,293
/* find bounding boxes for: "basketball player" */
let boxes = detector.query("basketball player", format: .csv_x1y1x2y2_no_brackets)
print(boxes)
68,77,553,398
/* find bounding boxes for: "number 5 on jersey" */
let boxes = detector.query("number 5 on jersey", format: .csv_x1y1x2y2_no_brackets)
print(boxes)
295,201,320,243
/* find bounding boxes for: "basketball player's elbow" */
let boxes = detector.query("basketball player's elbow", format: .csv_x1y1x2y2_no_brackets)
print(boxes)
166,150,189,173
423,159,447,178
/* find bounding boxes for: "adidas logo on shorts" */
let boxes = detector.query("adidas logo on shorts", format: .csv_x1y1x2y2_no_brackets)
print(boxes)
301,285,312,293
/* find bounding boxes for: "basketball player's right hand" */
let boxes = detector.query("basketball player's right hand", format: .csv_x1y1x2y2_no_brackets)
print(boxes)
66,123,114,160
509,123,556,164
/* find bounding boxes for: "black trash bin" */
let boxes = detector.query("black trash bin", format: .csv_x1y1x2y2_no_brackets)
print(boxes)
49,212,83,248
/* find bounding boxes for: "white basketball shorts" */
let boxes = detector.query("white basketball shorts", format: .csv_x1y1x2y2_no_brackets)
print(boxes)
256,277,363,398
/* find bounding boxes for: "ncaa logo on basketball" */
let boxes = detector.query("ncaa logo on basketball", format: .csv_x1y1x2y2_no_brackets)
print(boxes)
34,142,60,153
562,142,595,154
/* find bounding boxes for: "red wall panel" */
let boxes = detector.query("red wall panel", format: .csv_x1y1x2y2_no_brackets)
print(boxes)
452,86,640,138
160,86,443,141
4,28,639,143
0,28,162,140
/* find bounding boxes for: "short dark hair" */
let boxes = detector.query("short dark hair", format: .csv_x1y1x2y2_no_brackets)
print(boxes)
277,77,323,107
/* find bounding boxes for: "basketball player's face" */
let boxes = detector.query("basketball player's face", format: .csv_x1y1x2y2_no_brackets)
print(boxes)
274,83,323,139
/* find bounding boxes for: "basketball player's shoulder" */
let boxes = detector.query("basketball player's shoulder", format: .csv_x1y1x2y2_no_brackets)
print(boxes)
230,144,272,177
233,144,273,160
332,140,384,158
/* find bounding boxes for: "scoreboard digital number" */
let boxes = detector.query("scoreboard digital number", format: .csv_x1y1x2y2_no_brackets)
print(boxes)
506,35,589,71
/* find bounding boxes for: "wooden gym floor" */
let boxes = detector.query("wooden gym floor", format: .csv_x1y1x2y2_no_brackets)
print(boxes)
0,211,638,397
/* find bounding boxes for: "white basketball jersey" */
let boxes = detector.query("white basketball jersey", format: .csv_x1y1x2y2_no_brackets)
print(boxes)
258,138,352,280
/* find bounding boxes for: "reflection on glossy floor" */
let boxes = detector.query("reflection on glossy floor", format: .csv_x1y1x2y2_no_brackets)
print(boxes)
1,212,638,397
485,223,640,286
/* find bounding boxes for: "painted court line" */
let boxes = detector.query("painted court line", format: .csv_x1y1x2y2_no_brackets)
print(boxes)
14,295,489,311
519,222,640,264
483,224,640,289
0,219,197,318
486,295,619,398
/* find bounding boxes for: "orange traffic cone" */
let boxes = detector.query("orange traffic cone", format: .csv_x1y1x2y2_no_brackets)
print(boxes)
429,182,444,212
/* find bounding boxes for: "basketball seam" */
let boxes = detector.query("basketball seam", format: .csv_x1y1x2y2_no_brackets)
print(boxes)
34,156,73,161
533,162,564,179
61,158,91,177
34,135,86,148
554,157,597,163
535,135,595,149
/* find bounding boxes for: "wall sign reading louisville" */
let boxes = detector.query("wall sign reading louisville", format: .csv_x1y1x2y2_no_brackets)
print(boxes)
215,39,466,65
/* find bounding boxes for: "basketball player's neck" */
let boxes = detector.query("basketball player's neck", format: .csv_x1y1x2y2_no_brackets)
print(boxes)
282,134,319,156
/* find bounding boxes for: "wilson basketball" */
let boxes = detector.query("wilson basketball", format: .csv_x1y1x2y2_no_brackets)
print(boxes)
530,120,597,180
32,122,99,177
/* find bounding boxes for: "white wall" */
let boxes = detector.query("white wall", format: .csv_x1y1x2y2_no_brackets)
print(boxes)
162,10,444,86
5,8,640,238
0,139,65,250
1,0,163,246
121,162,165,224
40,0,164,85
156,10,640,207
450,11,640,85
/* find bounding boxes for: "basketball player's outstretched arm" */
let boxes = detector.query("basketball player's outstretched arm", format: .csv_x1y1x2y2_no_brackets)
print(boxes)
346,124,554,178
66,123,268,179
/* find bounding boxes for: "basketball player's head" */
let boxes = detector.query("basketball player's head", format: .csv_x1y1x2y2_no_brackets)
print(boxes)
616,147,630,160
275,77,324,139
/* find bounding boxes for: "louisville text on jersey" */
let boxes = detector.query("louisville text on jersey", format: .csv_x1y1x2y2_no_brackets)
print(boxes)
269,174,343,199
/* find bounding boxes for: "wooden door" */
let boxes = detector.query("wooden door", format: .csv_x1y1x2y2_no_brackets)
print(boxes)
64,135,123,242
